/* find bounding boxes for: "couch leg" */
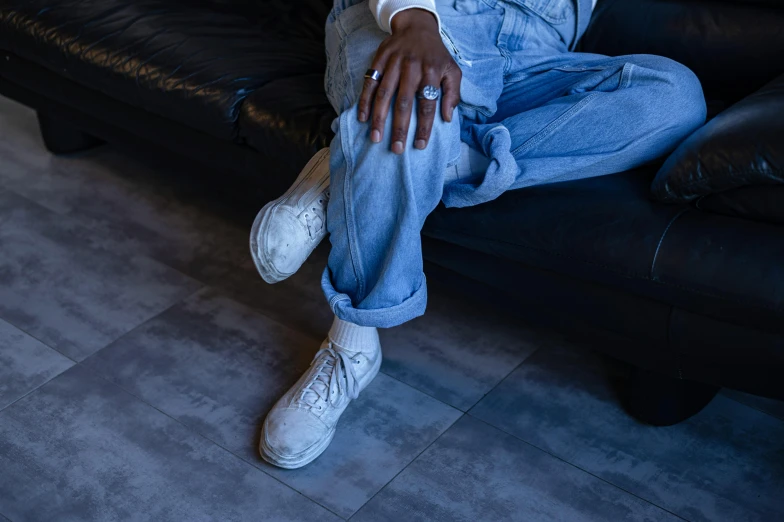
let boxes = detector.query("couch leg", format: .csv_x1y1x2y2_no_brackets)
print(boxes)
626,367,720,426
37,112,103,154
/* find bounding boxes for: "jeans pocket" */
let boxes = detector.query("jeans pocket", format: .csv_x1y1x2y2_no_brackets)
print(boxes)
439,25,474,67
504,0,570,24
453,0,497,14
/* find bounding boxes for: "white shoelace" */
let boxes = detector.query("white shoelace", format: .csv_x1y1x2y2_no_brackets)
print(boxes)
303,190,330,240
298,343,361,410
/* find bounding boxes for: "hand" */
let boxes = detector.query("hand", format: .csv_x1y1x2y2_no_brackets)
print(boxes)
358,9,462,154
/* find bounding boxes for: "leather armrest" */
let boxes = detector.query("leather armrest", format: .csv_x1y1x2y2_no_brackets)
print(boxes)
651,74,784,216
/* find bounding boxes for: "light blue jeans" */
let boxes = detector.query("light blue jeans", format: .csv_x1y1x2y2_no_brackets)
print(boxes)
321,0,707,328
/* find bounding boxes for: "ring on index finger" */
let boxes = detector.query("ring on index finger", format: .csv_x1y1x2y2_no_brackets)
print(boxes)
364,69,382,81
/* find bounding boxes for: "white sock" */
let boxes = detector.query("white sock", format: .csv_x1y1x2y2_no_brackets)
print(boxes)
328,316,379,353
455,141,491,182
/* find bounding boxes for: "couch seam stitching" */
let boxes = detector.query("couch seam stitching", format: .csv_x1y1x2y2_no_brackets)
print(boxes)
649,208,689,279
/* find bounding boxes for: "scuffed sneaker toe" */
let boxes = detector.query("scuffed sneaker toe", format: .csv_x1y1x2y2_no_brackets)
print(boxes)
259,333,382,470
262,408,331,465
260,208,310,278
250,147,330,284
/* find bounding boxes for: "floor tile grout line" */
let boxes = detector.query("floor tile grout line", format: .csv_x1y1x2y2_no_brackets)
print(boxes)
0,315,77,410
22,178,256,300
18,157,267,296
0,369,73,416
456,341,776,519
0,279,204,417
0,188,210,362
464,413,690,522
0,317,77,364
3,185,208,293
346,412,467,520
459,345,547,415
78,285,206,367
376,342,547,415
80,370,347,520
375,370,469,413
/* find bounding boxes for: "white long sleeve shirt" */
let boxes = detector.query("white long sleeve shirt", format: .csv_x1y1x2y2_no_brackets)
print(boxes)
369,0,597,34
369,0,441,33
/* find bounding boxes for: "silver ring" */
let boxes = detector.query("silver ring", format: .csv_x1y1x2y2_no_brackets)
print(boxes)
417,85,440,101
364,69,382,81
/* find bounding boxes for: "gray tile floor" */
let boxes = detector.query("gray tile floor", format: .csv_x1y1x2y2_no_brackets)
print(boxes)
0,95,782,522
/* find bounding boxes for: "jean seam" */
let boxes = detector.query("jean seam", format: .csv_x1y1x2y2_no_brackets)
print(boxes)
334,6,347,39
333,5,368,300
497,3,518,74
619,62,633,90
511,91,600,157
339,111,366,299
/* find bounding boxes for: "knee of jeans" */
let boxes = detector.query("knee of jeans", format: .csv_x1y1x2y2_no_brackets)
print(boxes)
643,55,708,134
328,100,461,208
348,98,462,165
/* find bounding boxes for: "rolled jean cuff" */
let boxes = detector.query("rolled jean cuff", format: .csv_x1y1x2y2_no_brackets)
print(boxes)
321,268,428,328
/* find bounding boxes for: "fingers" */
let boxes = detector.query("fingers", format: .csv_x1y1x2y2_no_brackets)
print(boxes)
369,55,401,145
359,49,462,152
391,58,421,154
358,47,388,124
440,64,462,123
414,66,441,150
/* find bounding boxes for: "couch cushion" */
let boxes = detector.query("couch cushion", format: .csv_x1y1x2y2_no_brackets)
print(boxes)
426,166,683,289
425,168,784,333
651,73,784,212
582,0,784,107
0,0,330,141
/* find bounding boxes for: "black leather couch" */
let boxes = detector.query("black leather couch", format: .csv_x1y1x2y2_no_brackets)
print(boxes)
1,0,783,424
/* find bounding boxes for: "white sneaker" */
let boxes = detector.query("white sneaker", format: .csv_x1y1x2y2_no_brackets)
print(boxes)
260,336,381,469
250,147,331,284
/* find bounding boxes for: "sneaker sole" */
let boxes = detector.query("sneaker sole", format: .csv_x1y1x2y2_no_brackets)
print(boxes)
260,347,383,469
260,426,337,470
250,148,330,284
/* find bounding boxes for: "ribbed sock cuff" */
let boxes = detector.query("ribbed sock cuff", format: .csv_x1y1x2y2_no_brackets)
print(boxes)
328,316,380,353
